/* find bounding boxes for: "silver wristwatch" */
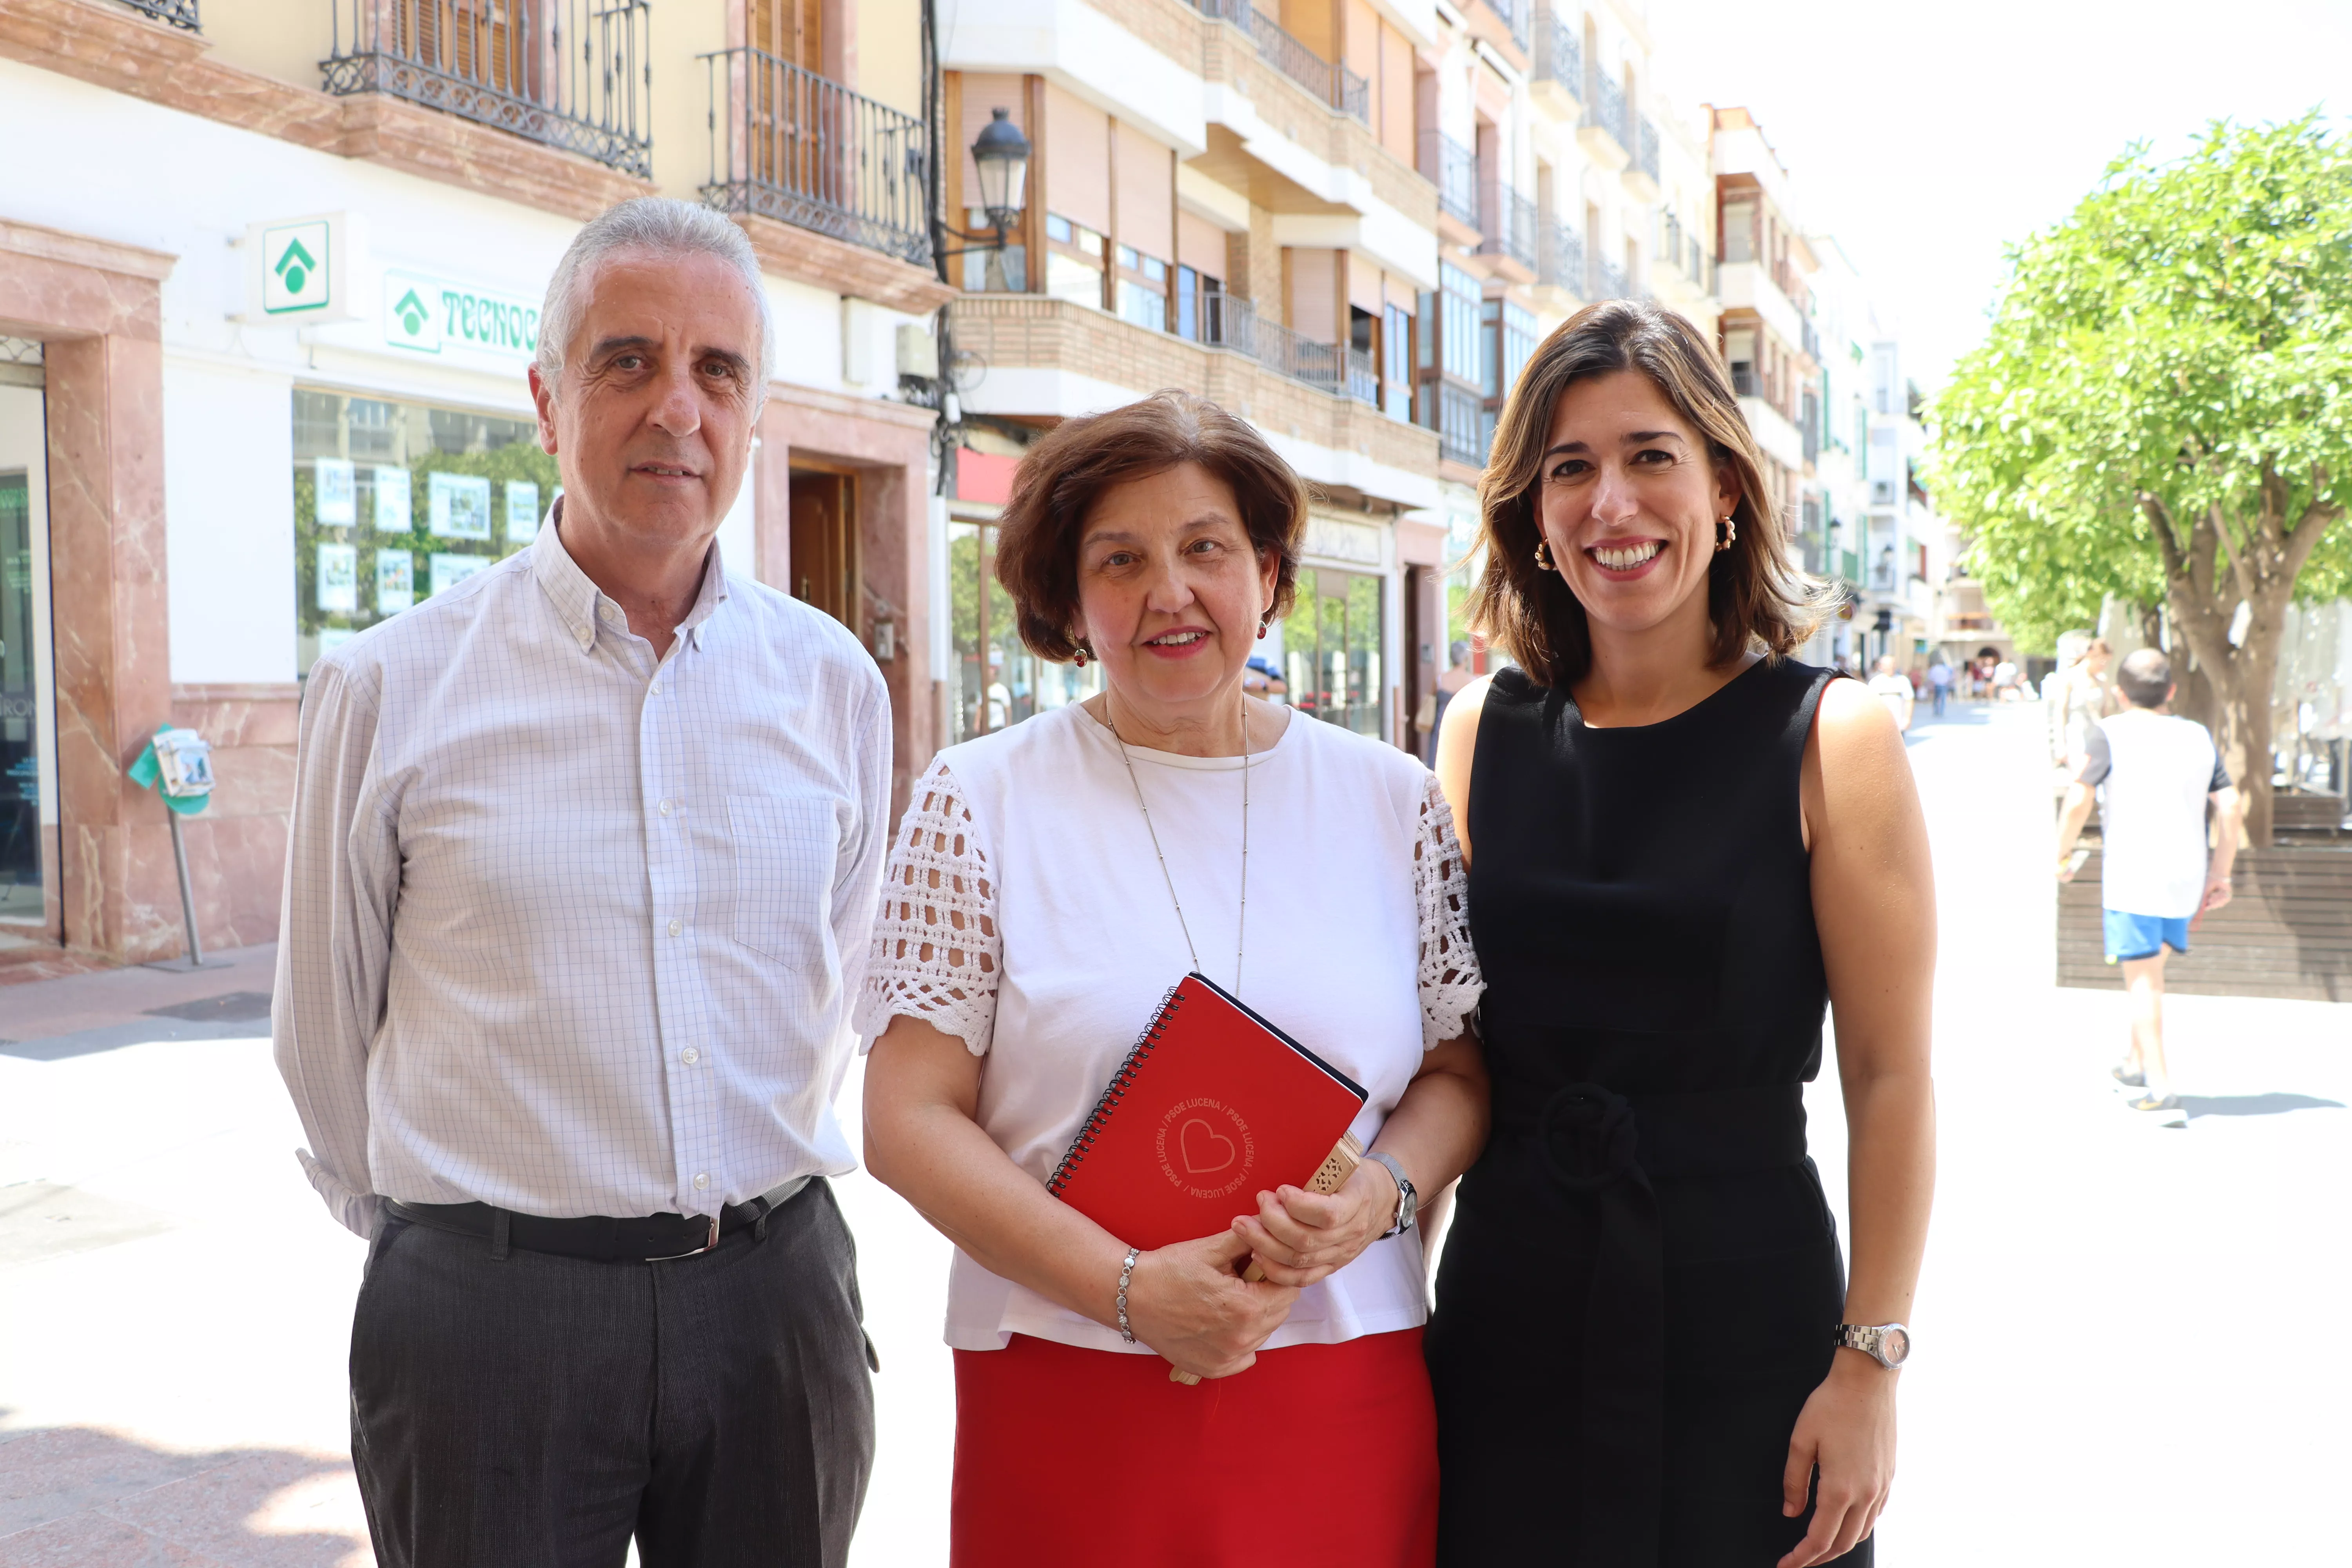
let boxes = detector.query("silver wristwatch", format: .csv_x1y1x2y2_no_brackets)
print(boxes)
1364,1151,1417,1238
1836,1322,1912,1369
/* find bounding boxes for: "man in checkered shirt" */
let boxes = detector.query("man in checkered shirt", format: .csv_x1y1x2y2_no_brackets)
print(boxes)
274,199,890,1567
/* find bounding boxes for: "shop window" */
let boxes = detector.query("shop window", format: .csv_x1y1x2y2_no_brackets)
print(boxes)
1045,212,1106,309
292,389,557,676
949,515,1100,742
1282,567,1384,740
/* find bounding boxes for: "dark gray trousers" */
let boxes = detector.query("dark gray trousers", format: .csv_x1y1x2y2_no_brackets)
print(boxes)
350,1179,874,1568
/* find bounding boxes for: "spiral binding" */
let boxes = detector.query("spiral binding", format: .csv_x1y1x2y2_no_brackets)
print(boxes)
1045,980,1190,1196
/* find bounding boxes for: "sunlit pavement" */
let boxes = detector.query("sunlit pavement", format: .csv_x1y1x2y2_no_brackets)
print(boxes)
3,699,2345,1564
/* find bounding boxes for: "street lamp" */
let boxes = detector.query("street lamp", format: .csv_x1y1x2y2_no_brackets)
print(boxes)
944,108,1031,256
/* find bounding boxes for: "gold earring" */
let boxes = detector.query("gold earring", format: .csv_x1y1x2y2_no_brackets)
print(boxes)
1534,539,1556,572
1073,639,1092,668
1716,515,1737,553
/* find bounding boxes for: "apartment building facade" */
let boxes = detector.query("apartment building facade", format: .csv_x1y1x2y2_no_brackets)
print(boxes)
0,0,953,965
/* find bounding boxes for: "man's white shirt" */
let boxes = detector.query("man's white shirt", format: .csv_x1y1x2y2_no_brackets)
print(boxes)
273,513,892,1237
2080,711,2228,918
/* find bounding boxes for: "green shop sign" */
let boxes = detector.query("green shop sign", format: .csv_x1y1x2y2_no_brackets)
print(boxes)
383,269,541,363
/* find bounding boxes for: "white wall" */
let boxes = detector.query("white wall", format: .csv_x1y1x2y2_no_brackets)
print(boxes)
163,360,298,685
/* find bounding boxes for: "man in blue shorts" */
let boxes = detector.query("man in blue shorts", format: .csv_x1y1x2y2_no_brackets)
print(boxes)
2054,649,2242,1123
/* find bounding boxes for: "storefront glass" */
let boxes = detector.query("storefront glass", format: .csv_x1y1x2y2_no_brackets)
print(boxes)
293,390,559,675
0,469,38,924
1284,566,1384,739
947,517,1100,742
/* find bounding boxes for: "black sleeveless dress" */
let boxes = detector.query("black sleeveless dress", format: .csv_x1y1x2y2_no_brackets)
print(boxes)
1425,658,1866,1566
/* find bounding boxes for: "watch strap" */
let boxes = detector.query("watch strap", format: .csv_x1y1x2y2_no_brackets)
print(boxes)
1364,1151,1415,1238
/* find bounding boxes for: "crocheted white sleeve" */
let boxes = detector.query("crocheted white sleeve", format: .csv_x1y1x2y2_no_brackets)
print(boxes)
853,760,1000,1056
1416,771,1484,1050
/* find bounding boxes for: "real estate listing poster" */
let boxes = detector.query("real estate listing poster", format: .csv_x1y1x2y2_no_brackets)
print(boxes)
428,472,493,540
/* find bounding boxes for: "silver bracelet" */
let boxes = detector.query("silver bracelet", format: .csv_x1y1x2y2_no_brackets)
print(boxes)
1115,1246,1141,1343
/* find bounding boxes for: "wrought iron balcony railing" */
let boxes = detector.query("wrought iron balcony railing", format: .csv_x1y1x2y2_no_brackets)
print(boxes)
1479,189,1537,270
1198,293,1356,399
1636,117,1659,185
121,0,201,30
1420,130,1479,229
701,47,931,267
1581,69,1626,152
1538,220,1584,294
1346,345,1378,405
1535,8,1579,94
1196,0,1368,123
1487,0,1530,53
1593,256,1626,301
323,0,651,178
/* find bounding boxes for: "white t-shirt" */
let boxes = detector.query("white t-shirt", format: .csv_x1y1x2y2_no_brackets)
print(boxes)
854,702,1483,1354
2080,711,2230,918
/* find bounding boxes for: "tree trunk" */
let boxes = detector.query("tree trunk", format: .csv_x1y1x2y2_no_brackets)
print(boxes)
2165,581,2279,847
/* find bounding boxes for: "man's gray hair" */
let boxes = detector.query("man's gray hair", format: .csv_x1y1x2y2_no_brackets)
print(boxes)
535,198,777,394
2118,647,2173,708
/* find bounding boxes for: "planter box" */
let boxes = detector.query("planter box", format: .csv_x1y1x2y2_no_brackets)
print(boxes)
2058,846,2352,1002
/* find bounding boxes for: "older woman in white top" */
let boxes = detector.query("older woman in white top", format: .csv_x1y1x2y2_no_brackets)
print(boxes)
858,392,1486,1568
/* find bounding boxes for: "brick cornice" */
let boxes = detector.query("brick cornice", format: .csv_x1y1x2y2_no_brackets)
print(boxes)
734,214,956,317
0,0,650,222
766,376,939,433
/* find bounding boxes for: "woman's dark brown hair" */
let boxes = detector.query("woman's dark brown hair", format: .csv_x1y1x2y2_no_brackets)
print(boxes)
993,390,1309,661
1469,299,1835,688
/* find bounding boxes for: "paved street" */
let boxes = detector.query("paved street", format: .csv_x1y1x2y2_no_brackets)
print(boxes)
2,699,2346,1566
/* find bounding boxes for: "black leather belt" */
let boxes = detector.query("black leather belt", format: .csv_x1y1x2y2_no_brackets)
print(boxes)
383,1176,811,1263
1491,1081,1809,1566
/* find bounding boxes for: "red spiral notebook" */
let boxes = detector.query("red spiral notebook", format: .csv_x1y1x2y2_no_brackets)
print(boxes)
1045,973,1368,1251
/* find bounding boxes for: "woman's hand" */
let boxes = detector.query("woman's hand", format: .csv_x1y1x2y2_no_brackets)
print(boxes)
1776,1353,1898,1568
1124,1229,1299,1381
1230,1160,1399,1288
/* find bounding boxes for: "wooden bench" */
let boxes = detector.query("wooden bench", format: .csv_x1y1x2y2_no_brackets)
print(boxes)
2274,790,2348,840
2058,847,2352,1002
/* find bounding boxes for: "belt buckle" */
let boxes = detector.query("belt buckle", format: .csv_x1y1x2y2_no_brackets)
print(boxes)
646,1214,721,1262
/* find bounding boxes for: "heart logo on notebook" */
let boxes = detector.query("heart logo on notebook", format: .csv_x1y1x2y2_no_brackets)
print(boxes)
1178,1117,1237,1176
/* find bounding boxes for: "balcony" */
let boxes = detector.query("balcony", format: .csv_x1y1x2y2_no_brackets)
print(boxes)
1737,393,1804,471
1593,255,1625,301
121,0,199,29
1435,381,1483,468
1623,116,1659,201
1196,0,1368,123
951,295,1438,501
1577,70,1628,171
1531,8,1582,115
1420,130,1480,232
322,0,652,178
1483,0,1531,53
1537,219,1585,300
1479,187,1537,278
701,47,931,268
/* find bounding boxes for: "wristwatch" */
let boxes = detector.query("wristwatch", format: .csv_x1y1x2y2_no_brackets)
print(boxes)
1364,1151,1417,1238
1836,1323,1912,1369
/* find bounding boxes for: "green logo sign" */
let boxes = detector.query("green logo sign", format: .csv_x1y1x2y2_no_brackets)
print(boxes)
382,269,539,363
263,221,332,316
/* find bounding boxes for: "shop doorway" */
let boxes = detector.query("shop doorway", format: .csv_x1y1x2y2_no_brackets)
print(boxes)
788,468,860,632
1284,566,1385,739
0,348,58,946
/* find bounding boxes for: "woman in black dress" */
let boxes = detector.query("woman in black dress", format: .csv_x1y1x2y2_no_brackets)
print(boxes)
1425,301,1935,1567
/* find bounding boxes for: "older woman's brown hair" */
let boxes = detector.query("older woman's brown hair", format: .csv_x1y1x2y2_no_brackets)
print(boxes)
993,390,1310,661
1468,299,1836,688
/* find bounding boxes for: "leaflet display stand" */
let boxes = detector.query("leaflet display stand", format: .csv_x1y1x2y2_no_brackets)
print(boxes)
132,725,232,973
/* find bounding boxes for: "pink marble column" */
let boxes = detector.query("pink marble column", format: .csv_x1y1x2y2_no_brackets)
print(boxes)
1,220,180,964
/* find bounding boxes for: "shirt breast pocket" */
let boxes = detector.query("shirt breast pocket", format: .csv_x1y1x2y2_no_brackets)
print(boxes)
726,792,840,972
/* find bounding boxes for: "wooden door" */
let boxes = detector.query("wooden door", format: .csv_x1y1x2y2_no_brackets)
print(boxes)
787,469,858,632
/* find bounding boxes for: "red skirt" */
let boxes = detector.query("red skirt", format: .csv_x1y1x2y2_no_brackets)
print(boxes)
951,1328,1437,1568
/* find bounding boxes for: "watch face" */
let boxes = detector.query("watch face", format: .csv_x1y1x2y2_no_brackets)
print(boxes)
1880,1327,1910,1366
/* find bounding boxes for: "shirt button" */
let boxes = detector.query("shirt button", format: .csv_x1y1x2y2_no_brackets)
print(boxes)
600,603,620,622
667,917,682,937
693,1173,710,1191
681,1047,700,1066
649,681,663,695
658,799,672,816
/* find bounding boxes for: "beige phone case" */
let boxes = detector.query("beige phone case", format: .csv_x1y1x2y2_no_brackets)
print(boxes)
1169,1133,1365,1385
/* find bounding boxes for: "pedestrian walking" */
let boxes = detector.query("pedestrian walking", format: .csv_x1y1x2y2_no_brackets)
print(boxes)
273,199,889,1567
2056,638,2114,769
1426,300,1936,1568
1867,654,1915,733
1426,637,1474,765
858,394,1488,1568
2054,648,2243,1125
1927,656,1952,717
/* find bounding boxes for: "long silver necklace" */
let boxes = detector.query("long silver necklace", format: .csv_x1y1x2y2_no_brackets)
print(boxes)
1104,693,1252,996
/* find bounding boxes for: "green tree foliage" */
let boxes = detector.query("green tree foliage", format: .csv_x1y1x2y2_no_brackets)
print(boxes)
1932,115,2352,842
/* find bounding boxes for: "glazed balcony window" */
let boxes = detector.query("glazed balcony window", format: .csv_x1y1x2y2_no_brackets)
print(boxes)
324,0,652,178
